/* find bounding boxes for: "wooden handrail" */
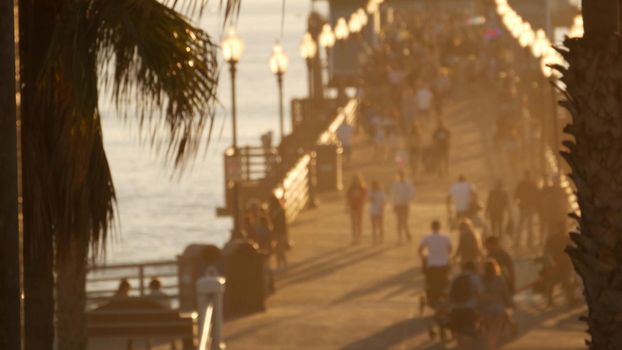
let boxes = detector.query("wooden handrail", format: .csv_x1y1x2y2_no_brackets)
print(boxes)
275,154,311,222
317,100,358,145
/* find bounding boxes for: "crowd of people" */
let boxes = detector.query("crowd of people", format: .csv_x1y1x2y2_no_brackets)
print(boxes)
335,7,576,350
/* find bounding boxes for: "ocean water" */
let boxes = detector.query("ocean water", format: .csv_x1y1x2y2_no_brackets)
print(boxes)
100,0,322,263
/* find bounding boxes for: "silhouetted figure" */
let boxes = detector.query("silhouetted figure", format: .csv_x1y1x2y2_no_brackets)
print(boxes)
432,120,451,176
448,261,483,349
368,180,386,245
540,176,569,239
148,277,171,308
448,175,476,222
514,171,539,246
485,180,510,238
484,236,515,295
336,121,355,166
454,220,483,264
419,220,452,308
391,170,415,243
113,279,131,300
542,227,575,306
480,259,512,350
346,174,368,245
269,194,289,270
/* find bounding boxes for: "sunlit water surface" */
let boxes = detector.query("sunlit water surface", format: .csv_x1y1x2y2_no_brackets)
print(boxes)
101,0,319,263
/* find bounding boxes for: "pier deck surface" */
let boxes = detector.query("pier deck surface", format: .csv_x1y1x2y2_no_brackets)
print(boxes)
222,92,586,350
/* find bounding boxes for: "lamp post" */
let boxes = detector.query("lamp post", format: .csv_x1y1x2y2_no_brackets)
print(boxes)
319,24,335,94
348,13,363,35
334,17,350,41
270,42,288,141
299,33,317,99
222,26,244,238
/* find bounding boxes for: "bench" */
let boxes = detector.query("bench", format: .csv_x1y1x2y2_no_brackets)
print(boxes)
87,298,196,350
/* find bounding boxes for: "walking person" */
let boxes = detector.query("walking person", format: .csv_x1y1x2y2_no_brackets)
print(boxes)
485,180,510,238
269,194,289,270
454,220,483,265
336,121,355,166
483,236,516,296
432,120,451,176
447,175,476,224
514,171,540,246
447,261,483,350
479,259,513,350
391,170,415,243
369,180,386,245
543,227,575,306
540,176,569,240
419,220,453,308
347,174,368,245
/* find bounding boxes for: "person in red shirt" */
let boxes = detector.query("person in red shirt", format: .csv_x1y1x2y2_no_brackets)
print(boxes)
346,174,368,245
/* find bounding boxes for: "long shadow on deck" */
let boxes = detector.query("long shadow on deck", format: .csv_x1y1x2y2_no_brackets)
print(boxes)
340,316,434,350
278,245,400,288
331,266,424,305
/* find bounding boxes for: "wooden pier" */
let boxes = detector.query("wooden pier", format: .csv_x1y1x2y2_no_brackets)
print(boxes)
221,91,586,350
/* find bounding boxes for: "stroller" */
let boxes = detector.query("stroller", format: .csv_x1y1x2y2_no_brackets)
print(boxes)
419,260,452,343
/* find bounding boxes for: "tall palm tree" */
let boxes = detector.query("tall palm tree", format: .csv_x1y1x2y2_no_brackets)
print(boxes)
558,2,622,349
18,0,239,349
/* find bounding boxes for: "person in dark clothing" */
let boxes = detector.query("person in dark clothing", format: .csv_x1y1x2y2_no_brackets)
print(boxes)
432,120,451,176
347,174,368,245
514,171,539,246
483,236,515,295
485,180,510,238
269,194,289,270
454,219,483,264
540,176,569,239
543,226,575,306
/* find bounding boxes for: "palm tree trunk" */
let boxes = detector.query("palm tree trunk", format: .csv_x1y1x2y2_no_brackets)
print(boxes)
0,0,22,349
55,235,89,350
560,2,622,349
19,0,59,348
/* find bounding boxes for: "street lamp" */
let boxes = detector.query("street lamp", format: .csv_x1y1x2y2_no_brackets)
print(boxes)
319,24,335,80
319,24,336,50
334,17,350,41
357,8,369,27
222,26,244,238
300,32,317,98
349,13,363,34
270,42,288,141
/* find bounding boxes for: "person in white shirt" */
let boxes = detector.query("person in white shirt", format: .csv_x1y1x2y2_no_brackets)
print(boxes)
391,170,415,243
447,175,476,220
418,220,452,307
368,180,386,245
336,122,355,165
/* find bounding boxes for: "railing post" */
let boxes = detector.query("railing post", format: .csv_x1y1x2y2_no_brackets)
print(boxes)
245,145,251,181
307,151,318,209
196,268,226,350
138,265,145,297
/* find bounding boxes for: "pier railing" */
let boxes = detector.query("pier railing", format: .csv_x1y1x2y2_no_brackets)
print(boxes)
219,98,358,222
86,260,178,309
273,154,313,223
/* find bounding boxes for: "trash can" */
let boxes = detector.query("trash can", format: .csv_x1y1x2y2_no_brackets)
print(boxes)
177,244,223,312
222,240,266,317
314,144,343,192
